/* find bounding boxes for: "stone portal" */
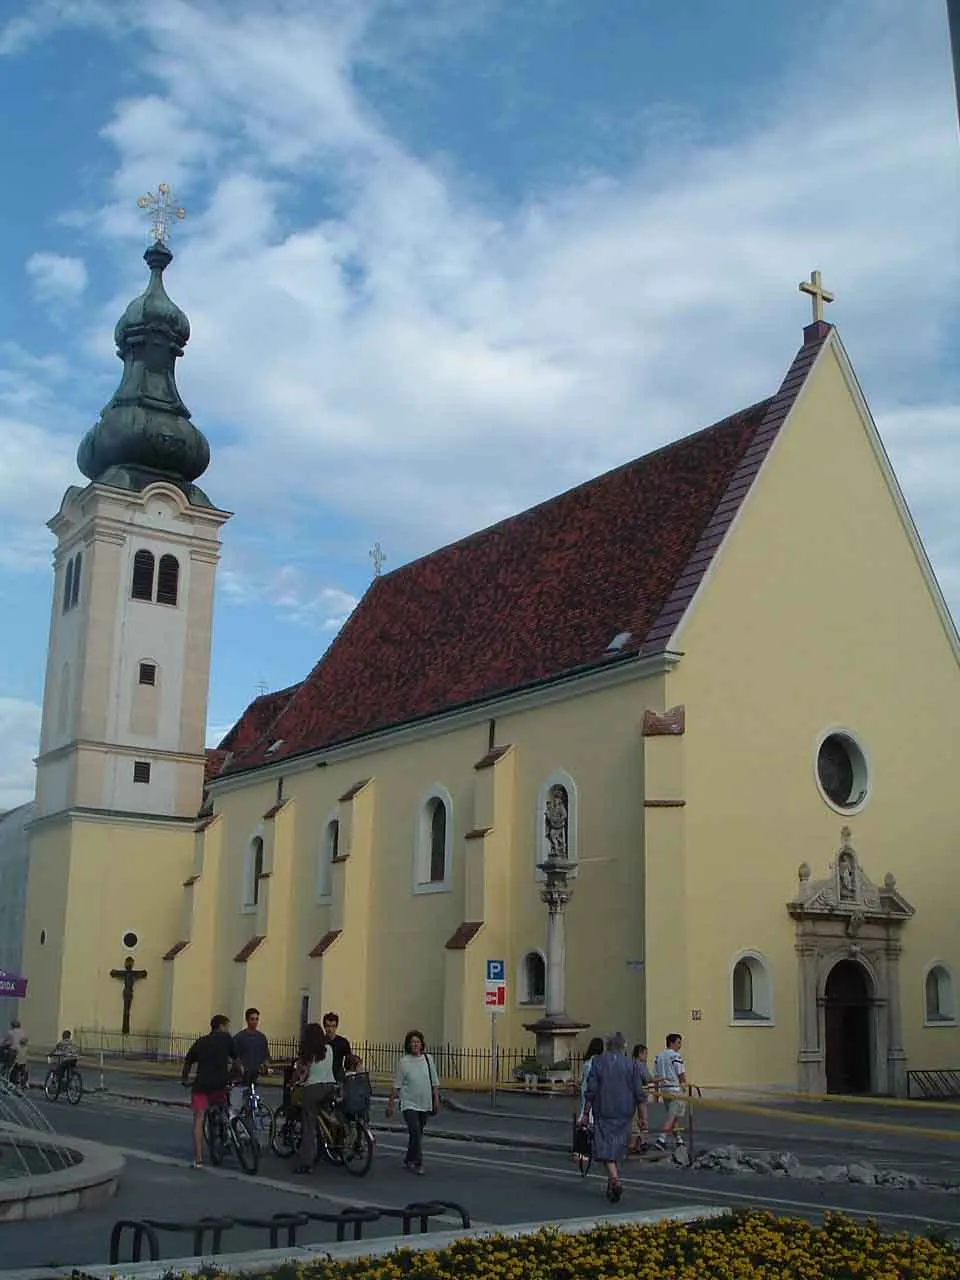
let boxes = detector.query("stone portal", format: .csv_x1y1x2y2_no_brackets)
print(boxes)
788,827,914,1096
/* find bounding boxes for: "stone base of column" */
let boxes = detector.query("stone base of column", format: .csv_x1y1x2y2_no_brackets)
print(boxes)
523,1015,590,1068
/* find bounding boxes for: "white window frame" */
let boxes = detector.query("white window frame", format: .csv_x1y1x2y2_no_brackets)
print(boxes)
242,828,265,913
729,950,774,1026
517,948,547,1007
813,726,871,816
535,769,579,879
413,784,453,895
317,810,339,903
923,962,957,1027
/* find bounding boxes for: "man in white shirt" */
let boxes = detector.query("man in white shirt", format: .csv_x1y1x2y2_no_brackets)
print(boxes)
653,1032,687,1150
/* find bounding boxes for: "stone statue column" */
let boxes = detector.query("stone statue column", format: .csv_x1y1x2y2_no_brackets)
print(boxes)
795,937,822,1093
524,855,588,1066
542,875,571,1020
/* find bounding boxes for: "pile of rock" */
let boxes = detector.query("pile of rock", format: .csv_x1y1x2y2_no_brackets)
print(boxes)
681,1145,930,1191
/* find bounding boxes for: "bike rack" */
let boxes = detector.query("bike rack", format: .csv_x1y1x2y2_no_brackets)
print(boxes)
141,1216,235,1257
108,1197,472,1261
233,1212,310,1248
303,1206,382,1242
108,1219,161,1264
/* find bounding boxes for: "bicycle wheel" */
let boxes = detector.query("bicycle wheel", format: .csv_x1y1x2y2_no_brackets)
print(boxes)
319,1116,345,1166
43,1069,60,1102
204,1108,227,1166
231,1116,260,1175
341,1119,374,1177
66,1071,83,1105
270,1106,301,1159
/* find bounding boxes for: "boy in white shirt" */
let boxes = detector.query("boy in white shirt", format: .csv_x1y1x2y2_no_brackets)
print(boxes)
653,1033,687,1150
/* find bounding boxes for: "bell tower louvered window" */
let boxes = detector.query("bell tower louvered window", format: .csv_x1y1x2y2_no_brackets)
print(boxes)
156,554,180,606
131,550,155,601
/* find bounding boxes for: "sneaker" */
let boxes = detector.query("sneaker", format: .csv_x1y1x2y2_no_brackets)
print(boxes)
674,1135,685,1147
192,1160,204,1169
655,1136,668,1150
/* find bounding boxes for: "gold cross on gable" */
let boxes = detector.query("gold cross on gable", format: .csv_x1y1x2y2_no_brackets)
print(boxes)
137,183,186,245
799,269,835,323
369,541,387,578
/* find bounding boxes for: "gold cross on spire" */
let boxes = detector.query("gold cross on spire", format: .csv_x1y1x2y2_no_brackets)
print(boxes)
137,183,186,245
799,269,834,323
369,541,387,578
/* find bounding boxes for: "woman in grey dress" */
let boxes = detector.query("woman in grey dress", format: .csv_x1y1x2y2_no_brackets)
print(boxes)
583,1031,648,1201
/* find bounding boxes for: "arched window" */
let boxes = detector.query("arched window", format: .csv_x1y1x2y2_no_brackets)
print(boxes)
924,964,955,1025
317,817,339,900
156,554,180,606
63,559,74,614
414,786,452,892
429,800,446,883
131,550,155,601
70,551,82,609
519,950,546,1005
252,837,264,906
730,952,773,1024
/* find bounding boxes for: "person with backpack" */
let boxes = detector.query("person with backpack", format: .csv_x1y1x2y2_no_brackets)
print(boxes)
385,1029,439,1175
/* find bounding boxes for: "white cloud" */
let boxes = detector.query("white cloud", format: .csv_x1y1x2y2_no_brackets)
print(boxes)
25,253,88,304
220,554,358,630
2,0,960,636
0,699,39,811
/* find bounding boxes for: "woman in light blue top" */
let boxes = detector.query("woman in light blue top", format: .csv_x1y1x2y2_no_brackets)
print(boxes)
386,1029,439,1174
294,1022,336,1173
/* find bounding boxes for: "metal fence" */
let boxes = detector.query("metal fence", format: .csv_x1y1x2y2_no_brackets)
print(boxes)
72,1027,582,1087
906,1069,960,1099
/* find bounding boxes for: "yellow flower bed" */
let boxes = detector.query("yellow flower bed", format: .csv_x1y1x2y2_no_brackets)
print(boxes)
209,1211,960,1280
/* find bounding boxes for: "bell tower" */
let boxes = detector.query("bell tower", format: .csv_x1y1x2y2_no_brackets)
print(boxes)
23,206,231,1044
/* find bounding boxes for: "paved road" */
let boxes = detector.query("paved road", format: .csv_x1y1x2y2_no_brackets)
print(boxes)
5,1079,960,1270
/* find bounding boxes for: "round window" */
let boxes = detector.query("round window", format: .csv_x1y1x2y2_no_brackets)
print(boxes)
816,732,869,810
122,930,139,950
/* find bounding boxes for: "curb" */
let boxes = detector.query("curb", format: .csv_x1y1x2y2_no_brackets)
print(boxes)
100,1090,568,1155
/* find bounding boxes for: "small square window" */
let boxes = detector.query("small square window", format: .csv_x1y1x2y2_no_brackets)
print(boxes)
138,662,157,686
133,761,152,784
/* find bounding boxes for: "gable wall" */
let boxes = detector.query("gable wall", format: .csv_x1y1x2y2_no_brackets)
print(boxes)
668,335,960,1088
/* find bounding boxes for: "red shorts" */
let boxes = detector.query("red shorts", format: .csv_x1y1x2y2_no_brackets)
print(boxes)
191,1090,226,1113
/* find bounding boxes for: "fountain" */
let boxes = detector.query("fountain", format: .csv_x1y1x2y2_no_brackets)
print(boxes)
0,1078,125,1221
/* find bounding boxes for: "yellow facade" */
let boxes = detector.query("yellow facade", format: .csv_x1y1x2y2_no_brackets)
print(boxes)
22,326,960,1095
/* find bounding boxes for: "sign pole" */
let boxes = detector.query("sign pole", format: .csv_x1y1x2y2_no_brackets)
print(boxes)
490,1011,497,1108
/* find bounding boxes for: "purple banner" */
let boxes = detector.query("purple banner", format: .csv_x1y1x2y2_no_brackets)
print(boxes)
0,971,27,999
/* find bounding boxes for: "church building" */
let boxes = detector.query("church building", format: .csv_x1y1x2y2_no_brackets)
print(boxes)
19,237,960,1095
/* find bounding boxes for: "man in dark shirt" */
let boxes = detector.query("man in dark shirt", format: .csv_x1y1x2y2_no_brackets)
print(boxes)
322,1010,351,1082
233,1007,271,1084
182,1014,238,1167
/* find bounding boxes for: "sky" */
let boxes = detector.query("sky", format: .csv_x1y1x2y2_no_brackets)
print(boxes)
0,0,958,809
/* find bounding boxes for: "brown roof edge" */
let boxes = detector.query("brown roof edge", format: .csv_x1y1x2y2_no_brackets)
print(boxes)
163,940,190,961
338,778,372,803
262,800,287,820
641,330,831,656
234,935,266,963
194,814,217,833
642,705,685,737
445,921,484,950
309,929,342,958
474,745,512,771
464,827,491,841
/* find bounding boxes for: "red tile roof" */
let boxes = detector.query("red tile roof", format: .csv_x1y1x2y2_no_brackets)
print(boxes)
220,331,829,777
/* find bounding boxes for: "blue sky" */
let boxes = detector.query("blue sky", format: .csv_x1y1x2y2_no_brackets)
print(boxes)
1,0,958,807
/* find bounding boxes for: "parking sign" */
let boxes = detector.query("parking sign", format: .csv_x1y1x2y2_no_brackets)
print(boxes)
486,960,505,982
485,959,506,1014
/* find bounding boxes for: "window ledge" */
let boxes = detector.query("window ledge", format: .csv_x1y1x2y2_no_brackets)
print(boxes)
315,894,333,906
730,1015,774,1028
923,1017,957,1028
413,881,451,896
518,1000,545,1008
240,904,258,916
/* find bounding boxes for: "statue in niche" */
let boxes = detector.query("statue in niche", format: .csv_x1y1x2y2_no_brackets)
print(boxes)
544,784,569,861
838,851,856,901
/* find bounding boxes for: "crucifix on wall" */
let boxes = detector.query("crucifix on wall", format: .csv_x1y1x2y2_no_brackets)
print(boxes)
110,955,148,1036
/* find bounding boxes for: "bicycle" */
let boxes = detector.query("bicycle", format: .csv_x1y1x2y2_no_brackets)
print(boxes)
43,1055,83,1104
203,1096,259,1174
0,1052,28,1090
271,1075,374,1177
233,1079,274,1149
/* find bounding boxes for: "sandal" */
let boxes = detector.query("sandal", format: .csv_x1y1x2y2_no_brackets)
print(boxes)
606,1178,623,1202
